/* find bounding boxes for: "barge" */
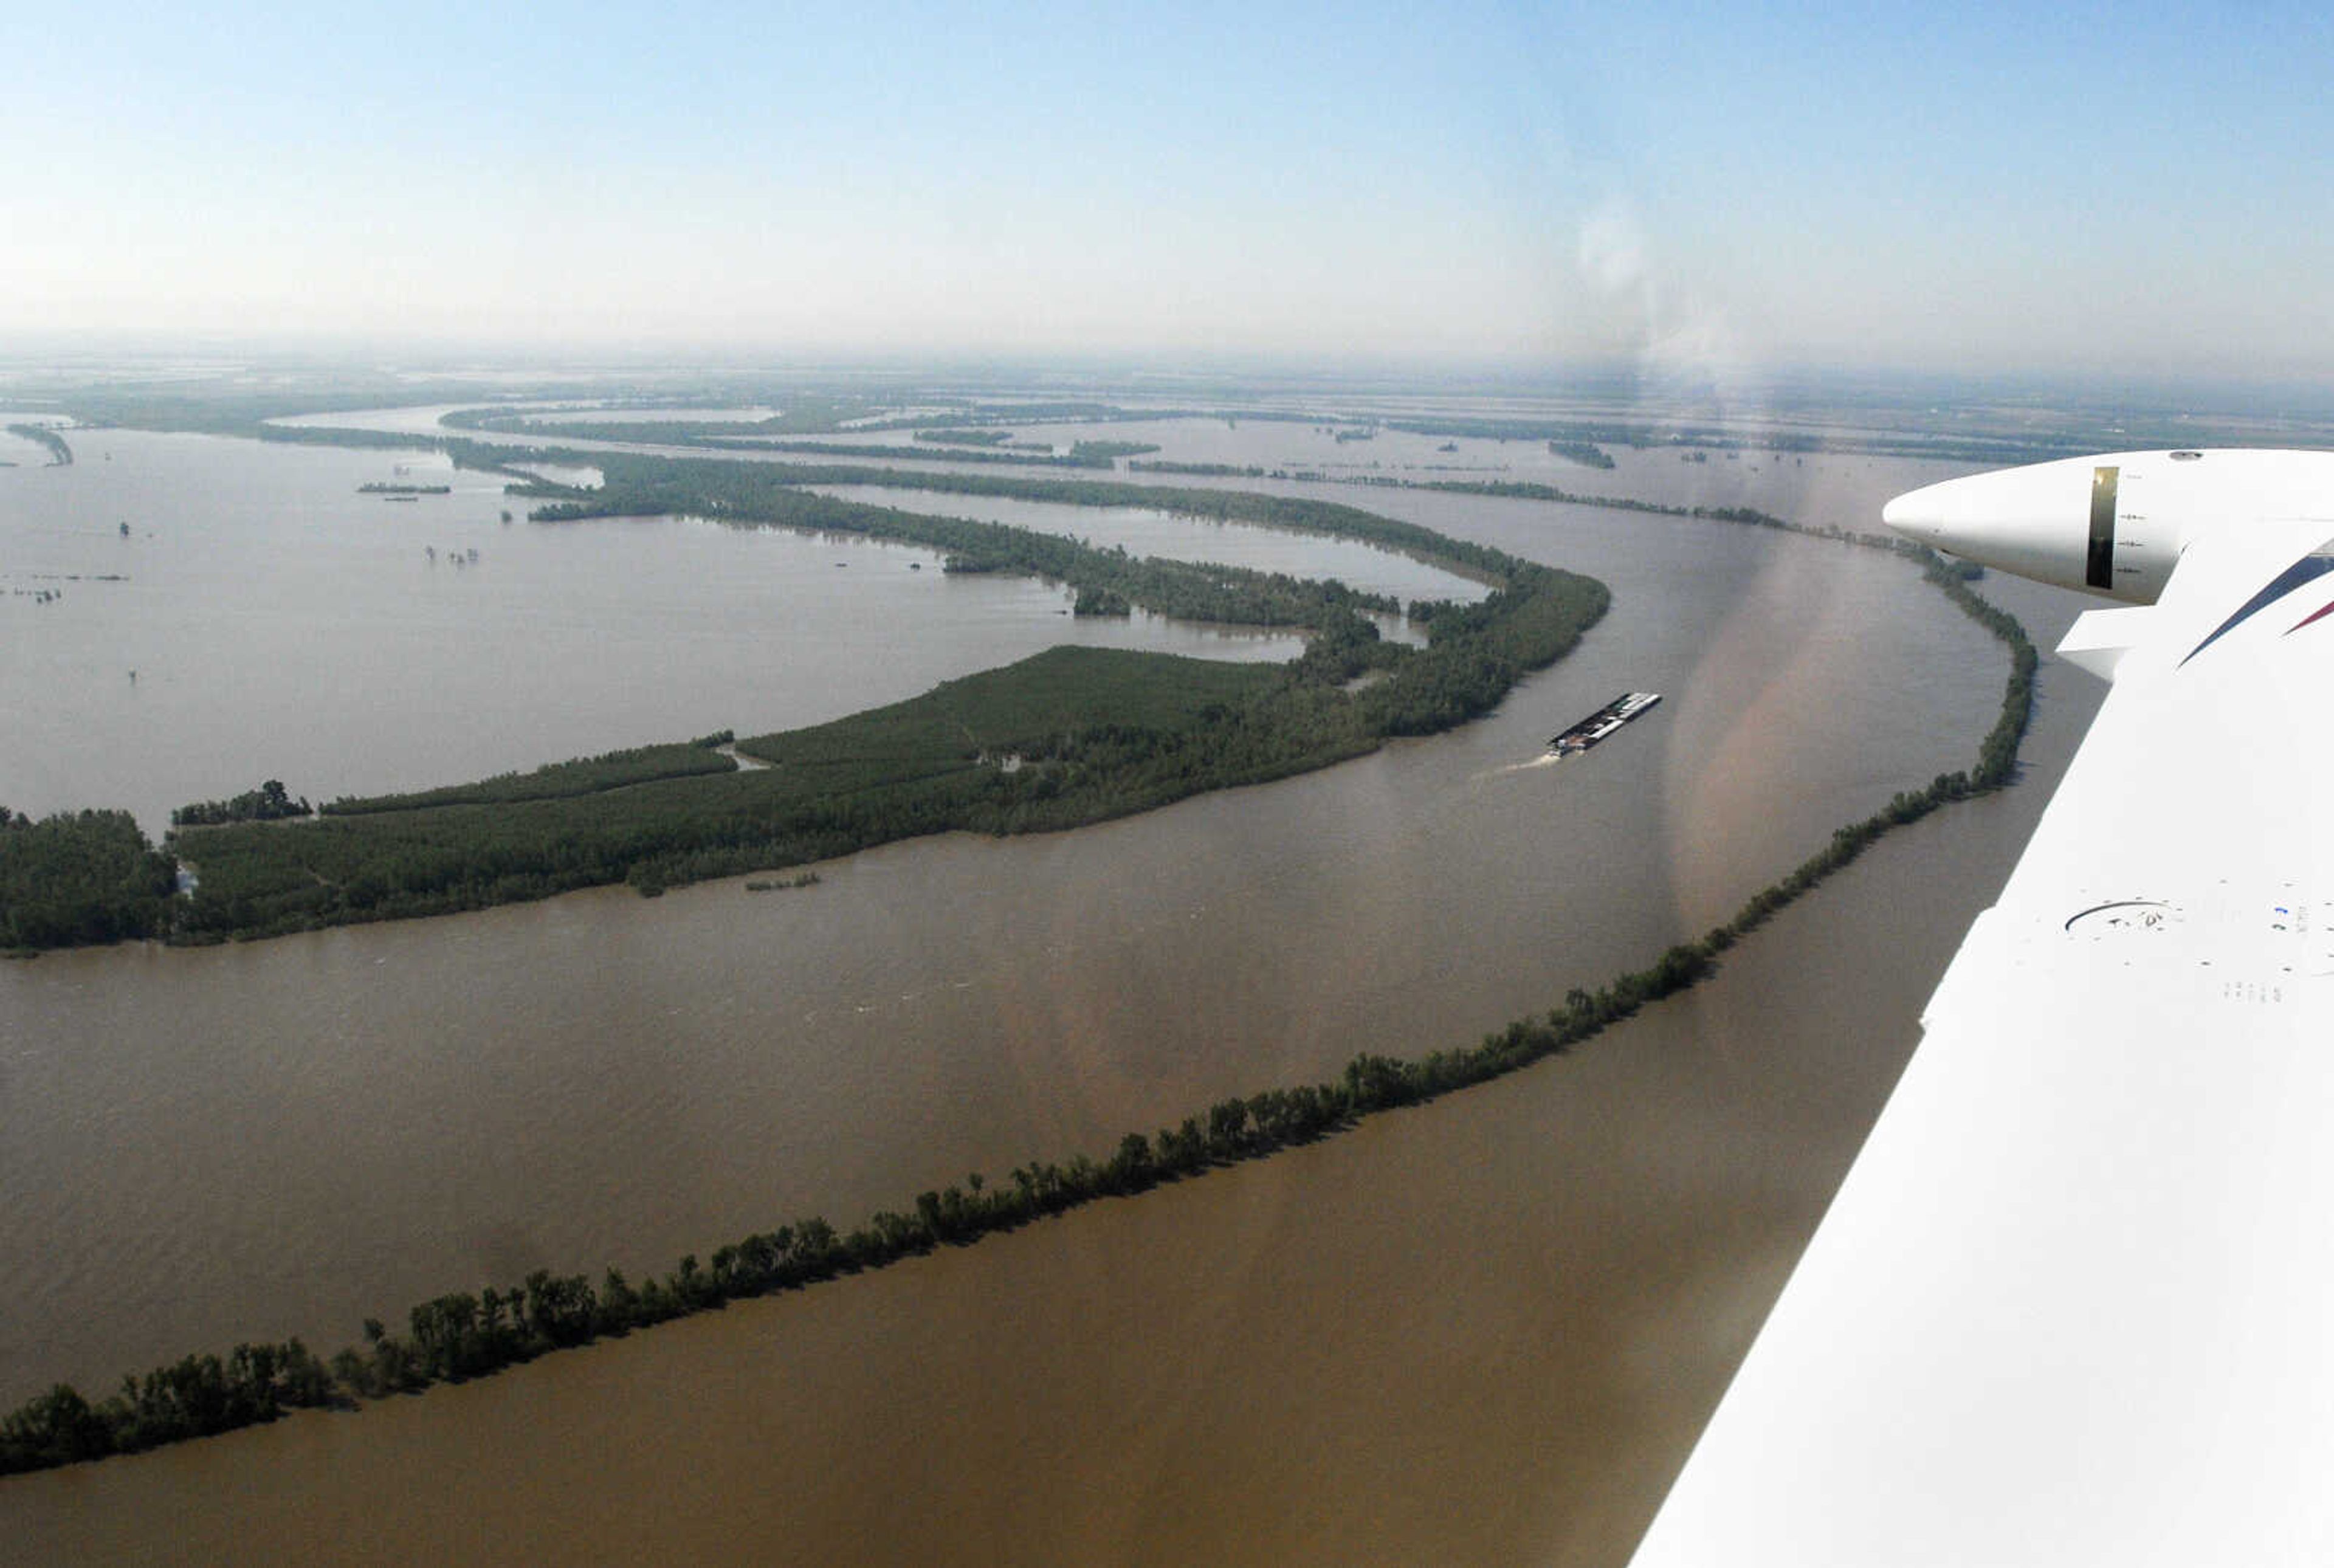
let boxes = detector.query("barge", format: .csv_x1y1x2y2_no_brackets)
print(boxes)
1549,690,1661,756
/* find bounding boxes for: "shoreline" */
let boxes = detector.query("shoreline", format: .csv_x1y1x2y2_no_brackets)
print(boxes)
0,522,2034,1477
5,469,1604,951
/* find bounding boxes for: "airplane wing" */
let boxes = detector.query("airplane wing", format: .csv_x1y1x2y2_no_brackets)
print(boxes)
1630,451,2334,1565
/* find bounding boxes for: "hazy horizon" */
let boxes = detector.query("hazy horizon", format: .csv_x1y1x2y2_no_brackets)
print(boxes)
8,2,2330,383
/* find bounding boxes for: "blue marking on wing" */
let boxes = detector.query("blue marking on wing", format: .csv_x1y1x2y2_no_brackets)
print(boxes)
2180,552,2334,667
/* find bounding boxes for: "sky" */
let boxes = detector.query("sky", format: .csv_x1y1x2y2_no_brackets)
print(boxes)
5,1,2331,380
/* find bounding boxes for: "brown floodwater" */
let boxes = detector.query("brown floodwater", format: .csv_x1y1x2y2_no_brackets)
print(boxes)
0,408,2100,1561
0,430,1331,834
0,577,2099,1561
0,468,2000,1407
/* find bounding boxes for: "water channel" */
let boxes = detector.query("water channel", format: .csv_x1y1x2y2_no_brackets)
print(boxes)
0,410,2091,1561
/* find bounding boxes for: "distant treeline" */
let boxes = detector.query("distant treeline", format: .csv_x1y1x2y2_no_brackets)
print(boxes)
0,453,1604,947
1547,439,1616,469
437,399,868,441
764,441,1092,467
1413,477,1916,549
318,738,737,816
442,401,1182,444
1067,441,1161,464
38,392,2104,474
554,454,1521,586
172,780,312,828
10,460,1603,945
2,441,2037,959
1374,414,2105,466
915,428,1013,445
529,456,1412,625
52,376,2334,470
5,424,74,466
773,438,1158,469
160,540,1599,939
456,426,1165,471
560,431,1083,466
0,517,2038,1476
1129,460,1267,478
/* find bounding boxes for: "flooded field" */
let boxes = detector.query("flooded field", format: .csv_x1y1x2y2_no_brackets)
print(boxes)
1,404,2093,1563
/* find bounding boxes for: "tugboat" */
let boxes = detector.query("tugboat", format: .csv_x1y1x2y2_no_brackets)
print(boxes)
1549,692,1662,757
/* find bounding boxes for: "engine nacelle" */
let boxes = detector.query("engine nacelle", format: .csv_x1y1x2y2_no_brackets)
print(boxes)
1882,450,2334,604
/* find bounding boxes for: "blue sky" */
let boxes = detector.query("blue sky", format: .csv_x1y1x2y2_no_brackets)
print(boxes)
6,1,2329,378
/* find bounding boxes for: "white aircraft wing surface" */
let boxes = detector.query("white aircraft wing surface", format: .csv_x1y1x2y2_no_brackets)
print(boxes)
1632,452,2334,1565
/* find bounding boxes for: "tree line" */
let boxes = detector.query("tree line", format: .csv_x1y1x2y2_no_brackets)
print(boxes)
714,439,1146,470
0,528,2036,1474
5,424,74,466
172,780,312,828
528,457,1412,627
318,737,737,816
16,458,1600,944
515,451,1524,603
1,446,2007,956
1547,440,1616,468
0,809,178,951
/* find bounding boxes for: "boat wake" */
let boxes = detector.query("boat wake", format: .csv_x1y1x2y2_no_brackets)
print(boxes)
1475,752,1566,782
